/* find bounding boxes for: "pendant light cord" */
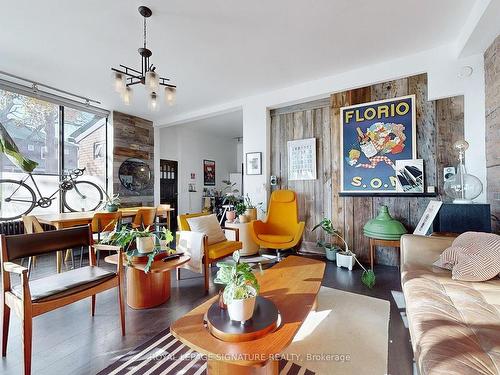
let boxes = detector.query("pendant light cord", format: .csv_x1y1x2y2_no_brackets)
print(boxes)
143,17,147,49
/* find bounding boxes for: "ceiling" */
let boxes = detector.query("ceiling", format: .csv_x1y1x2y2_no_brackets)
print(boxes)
0,0,476,124
180,110,242,140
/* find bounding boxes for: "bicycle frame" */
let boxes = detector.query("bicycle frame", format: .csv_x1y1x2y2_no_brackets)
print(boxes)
8,170,87,205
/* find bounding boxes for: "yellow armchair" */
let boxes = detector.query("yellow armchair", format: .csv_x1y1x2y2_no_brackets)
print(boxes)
177,213,242,293
251,190,305,259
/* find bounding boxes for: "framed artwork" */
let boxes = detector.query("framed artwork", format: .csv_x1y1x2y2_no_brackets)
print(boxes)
246,152,262,175
203,159,215,186
288,138,317,181
395,159,424,193
414,200,443,235
340,95,416,193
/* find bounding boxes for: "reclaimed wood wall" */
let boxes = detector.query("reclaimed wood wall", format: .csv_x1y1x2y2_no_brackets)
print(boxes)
270,74,464,265
113,111,154,207
485,36,500,234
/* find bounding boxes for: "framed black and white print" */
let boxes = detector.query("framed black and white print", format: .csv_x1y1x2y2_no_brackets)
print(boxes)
287,138,317,180
246,152,262,175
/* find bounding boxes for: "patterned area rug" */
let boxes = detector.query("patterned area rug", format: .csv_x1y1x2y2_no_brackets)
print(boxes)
98,287,390,375
97,329,313,375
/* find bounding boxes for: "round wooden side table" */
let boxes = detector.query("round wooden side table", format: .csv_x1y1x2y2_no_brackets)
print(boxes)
225,222,259,256
104,252,190,309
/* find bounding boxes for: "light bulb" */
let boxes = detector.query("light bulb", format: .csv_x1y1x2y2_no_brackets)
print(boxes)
148,91,158,111
164,86,176,106
113,72,126,93
145,71,159,92
122,86,133,105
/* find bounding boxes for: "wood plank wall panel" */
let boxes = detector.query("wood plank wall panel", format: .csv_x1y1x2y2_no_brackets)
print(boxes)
113,111,154,207
270,74,465,265
485,36,500,234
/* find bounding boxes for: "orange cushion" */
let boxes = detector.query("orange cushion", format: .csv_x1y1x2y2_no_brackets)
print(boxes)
257,234,294,244
207,240,242,260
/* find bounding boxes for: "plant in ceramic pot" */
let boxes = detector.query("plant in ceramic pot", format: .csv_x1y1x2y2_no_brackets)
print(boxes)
235,202,247,223
244,194,263,221
214,251,259,324
101,226,162,273
104,193,120,212
312,218,342,261
134,226,155,254
313,218,376,288
157,227,174,250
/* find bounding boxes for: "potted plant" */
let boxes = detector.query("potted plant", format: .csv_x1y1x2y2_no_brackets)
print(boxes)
104,192,120,212
313,218,376,288
244,194,263,221
157,227,174,250
235,202,247,223
100,226,168,273
134,226,155,253
214,251,259,324
312,218,342,261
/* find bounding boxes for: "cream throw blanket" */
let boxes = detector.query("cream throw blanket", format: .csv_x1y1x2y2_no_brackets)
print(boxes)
177,231,205,274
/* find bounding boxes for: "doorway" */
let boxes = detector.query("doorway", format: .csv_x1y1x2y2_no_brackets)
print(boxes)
160,159,178,231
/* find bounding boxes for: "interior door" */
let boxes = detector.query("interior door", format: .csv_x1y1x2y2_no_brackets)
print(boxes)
160,159,178,231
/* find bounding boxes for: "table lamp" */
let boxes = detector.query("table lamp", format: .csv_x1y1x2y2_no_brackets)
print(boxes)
363,205,407,240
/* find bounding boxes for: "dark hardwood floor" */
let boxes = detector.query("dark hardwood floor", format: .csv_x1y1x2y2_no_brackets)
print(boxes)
1,253,413,375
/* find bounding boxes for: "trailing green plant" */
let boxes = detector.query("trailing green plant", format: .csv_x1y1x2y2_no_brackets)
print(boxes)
234,202,247,216
312,218,376,289
214,251,260,304
100,226,164,273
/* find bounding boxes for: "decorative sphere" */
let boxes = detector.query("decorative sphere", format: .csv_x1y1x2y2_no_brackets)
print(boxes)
444,172,483,203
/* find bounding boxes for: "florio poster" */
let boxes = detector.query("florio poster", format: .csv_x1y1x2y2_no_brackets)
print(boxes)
340,95,416,193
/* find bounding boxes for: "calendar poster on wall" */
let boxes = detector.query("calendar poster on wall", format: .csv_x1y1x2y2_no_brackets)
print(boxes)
287,138,317,181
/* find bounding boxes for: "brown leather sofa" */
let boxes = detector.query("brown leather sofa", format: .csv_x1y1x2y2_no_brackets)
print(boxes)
401,234,500,375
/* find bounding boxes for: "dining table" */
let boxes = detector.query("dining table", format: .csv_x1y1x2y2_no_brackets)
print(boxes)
34,206,174,272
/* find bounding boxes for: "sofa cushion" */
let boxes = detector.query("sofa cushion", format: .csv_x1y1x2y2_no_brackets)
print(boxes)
435,232,500,281
402,264,500,375
186,214,226,245
12,266,116,302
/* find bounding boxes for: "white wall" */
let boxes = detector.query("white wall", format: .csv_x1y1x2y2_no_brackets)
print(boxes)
157,126,238,214
157,47,491,211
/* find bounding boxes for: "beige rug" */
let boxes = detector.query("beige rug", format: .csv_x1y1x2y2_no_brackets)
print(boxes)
284,286,390,375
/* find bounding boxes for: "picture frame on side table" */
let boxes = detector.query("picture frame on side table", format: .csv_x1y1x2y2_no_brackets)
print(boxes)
414,200,443,235
246,152,262,175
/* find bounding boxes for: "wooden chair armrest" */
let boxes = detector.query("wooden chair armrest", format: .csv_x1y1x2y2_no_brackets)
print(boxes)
3,261,28,275
222,227,239,241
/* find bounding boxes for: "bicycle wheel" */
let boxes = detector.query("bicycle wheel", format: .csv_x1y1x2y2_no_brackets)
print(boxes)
62,181,104,212
0,179,36,220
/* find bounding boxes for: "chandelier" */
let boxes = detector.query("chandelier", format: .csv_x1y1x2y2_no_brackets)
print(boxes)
111,6,176,111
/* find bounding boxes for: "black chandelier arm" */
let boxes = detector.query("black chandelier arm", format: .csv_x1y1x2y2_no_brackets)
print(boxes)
119,64,143,76
159,82,177,88
111,67,142,81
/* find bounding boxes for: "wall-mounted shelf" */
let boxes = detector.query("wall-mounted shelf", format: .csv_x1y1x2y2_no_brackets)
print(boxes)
338,192,438,198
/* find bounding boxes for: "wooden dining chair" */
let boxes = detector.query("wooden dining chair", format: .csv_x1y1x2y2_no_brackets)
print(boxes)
21,216,45,277
131,207,156,229
1,225,125,375
91,212,122,266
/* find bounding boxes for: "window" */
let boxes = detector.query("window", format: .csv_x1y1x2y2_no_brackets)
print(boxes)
0,88,108,215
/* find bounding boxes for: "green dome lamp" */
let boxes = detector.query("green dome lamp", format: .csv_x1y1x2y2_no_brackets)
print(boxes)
364,205,407,240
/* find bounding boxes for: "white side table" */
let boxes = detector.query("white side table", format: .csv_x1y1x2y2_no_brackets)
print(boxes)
225,222,259,256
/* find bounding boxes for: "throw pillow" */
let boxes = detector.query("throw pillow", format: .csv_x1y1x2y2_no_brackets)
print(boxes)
435,232,500,282
186,214,227,245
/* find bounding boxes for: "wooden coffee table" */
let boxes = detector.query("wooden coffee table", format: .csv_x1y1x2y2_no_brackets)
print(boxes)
103,248,190,309
171,255,325,374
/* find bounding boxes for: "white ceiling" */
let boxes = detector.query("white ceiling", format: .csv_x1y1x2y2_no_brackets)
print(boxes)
180,110,242,140
0,0,476,124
